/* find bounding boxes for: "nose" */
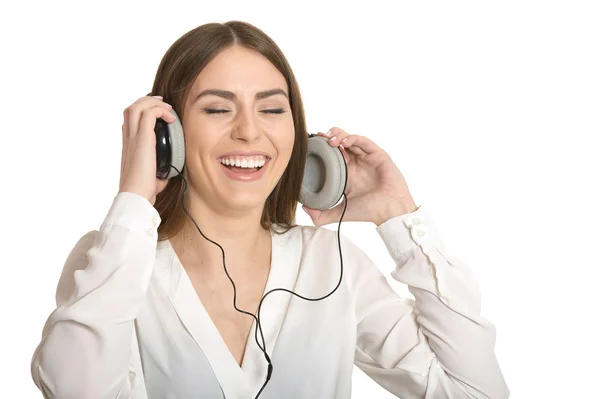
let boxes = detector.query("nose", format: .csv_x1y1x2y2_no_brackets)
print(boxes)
231,107,261,142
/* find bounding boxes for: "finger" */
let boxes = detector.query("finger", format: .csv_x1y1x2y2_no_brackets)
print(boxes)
315,131,332,139
314,132,352,162
134,95,167,106
339,134,382,154
315,200,346,226
339,146,351,163
304,195,348,226
129,97,172,118
325,127,350,146
132,97,173,116
315,131,345,147
156,178,169,196
302,205,334,227
327,127,349,138
125,96,173,138
127,104,174,141
345,144,368,156
301,205,320,223
138,106,177,143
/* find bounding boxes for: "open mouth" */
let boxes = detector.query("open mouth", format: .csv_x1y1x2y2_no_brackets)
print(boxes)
218,156,269,172
218,157,270,180
221,164,264,173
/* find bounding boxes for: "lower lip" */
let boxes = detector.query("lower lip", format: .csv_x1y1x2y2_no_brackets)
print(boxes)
219,159,270,182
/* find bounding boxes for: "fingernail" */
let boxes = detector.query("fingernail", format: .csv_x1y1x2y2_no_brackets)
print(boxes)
152,95,163,99
341,138,348,143
324,130,331,136
329,136,337,142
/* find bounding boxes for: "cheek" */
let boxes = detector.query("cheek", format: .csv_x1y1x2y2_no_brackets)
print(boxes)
281,119,296,152
184,133,206,157
183,120,217,153
278,129,295,161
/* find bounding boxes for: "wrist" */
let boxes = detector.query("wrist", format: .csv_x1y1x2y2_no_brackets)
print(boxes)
374,197,418,226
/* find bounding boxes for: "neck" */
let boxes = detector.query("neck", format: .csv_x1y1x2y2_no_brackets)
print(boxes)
172,189,271,274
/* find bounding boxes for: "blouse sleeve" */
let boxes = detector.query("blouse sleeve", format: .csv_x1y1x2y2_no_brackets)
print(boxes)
30,192,158,399
348,205,510,399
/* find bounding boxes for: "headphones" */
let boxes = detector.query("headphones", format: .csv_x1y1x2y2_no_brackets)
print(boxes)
155,108,347,210
154,108,348,398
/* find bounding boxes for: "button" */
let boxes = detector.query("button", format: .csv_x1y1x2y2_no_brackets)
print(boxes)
416,229,425,237
412,218,421,225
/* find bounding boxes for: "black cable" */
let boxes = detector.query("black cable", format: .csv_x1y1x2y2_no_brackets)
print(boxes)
168,158,348,398
251,193,347,398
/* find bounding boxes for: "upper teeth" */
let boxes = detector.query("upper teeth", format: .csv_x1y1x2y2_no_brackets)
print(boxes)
219,155,267,168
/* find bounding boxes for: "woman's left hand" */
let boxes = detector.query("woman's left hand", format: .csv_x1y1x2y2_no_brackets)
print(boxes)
302,127,419,227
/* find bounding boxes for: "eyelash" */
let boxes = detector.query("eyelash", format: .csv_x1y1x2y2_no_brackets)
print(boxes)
204,108,286,115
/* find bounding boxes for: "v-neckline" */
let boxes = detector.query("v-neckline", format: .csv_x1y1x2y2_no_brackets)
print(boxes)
160,226,300,397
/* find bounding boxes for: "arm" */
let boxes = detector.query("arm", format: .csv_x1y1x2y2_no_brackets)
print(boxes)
350,205,509,399
30,192,159,399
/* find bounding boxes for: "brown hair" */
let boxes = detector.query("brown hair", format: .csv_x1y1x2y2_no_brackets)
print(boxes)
150,21,307,241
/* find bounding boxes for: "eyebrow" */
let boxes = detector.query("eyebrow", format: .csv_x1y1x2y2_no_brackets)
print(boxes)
194,88,289,103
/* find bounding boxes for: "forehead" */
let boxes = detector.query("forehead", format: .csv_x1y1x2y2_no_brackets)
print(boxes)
192,46,287,93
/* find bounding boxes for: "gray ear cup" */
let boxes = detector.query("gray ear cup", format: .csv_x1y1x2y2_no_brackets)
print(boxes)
166,109,186,179
300,135,347,210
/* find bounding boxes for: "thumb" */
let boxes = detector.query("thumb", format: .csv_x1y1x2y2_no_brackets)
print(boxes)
302,205,337,227
157,179,169,194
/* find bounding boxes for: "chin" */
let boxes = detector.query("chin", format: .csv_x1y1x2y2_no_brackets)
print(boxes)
221,194,268,212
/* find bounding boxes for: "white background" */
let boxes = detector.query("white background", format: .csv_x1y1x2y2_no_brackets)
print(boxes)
1,1,599,398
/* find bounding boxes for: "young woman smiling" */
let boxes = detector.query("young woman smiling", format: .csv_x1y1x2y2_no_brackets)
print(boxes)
31,21,509,399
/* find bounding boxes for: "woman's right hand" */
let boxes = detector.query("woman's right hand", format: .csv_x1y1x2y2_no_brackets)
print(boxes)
118,95,177,205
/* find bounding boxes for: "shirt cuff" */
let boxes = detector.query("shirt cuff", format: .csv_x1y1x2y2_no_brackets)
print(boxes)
101,192,162,240
375,205,445,262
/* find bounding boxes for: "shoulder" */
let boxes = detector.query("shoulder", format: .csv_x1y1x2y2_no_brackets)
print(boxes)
279,223,373,269
286,224,393,303
276,223,355,248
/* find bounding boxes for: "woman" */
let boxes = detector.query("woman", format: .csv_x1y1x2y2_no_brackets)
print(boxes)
30,21,509,399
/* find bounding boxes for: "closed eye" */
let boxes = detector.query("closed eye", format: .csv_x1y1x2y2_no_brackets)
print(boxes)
204,108,286,115
261,109,286,114
204,108,230,114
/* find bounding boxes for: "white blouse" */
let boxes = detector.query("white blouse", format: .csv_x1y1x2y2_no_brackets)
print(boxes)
31,192,509,398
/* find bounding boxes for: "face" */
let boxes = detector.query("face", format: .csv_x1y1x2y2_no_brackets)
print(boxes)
182,46,295,212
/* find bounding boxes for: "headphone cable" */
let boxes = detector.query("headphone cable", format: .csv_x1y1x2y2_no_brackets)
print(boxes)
168,160,348,398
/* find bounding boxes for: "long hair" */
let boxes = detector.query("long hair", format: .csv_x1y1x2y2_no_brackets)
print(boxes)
150,21,308,241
